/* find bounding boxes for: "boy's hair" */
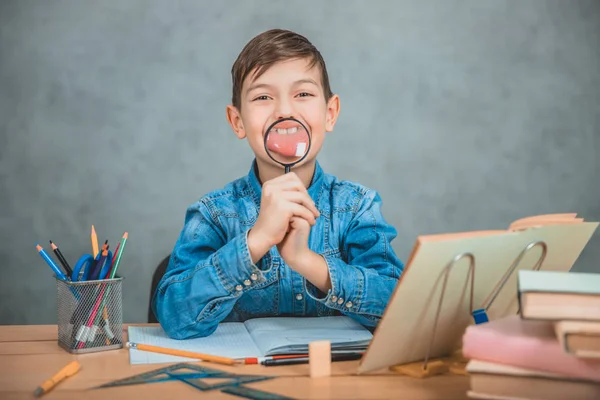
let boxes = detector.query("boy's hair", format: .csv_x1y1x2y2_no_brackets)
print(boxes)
231,29,334,110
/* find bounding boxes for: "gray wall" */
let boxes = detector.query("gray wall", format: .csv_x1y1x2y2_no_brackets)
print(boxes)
1,0,598,325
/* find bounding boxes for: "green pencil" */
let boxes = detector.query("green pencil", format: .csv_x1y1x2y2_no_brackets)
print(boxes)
109,232,128,278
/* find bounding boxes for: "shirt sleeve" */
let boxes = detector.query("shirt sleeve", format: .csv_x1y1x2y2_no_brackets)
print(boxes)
305,189,404,327
152,199,269,339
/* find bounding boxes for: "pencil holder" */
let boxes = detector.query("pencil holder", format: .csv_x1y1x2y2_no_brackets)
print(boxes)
55,277,124,354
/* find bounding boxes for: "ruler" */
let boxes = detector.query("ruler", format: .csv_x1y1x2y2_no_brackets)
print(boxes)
173,372,273,391
222,385,296,400
93,362,296,399
93,363,226,388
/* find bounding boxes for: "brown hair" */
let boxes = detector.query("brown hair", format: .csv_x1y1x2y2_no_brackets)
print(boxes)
231,29,334,110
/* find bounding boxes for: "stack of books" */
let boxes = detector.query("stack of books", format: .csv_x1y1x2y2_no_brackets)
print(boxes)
462,270,600,400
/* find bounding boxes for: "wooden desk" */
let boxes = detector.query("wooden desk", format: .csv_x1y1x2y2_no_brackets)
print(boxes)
0,325,469,399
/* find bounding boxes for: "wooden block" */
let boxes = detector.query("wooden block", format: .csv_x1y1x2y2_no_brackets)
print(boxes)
449,360,468,376
447,348,469,375
309,340,331,378
451,348,469,363
389,360,449,378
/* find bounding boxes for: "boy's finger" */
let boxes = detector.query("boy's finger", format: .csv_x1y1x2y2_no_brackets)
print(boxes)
282,191,320,217
287,203,317,225
289,217,310,230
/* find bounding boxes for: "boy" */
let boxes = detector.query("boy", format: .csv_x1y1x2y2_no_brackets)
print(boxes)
153,29,404,339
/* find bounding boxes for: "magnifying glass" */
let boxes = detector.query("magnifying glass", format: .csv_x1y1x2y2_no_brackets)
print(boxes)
264,117,311,173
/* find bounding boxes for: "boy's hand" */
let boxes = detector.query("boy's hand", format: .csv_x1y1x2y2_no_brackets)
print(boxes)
277,217,311,268
278,217,333,293
247,173,320,263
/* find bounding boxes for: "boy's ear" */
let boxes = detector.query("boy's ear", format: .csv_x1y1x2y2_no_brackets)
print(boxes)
226,104,246,139
325,94,340,132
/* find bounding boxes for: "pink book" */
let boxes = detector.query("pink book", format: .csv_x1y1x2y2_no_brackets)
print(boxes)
462,315,600,382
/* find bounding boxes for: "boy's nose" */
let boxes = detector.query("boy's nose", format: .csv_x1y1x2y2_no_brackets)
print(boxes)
275,99,294,119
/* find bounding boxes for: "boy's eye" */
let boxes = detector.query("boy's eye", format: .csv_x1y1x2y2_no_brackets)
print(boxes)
253,95,271,101
296,92,313,98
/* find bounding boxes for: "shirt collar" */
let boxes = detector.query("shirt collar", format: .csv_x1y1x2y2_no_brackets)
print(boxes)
247,159,324,202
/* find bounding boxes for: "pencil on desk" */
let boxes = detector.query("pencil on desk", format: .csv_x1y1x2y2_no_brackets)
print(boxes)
33,360,81,397
262,352,364,366
242,354,311,365
126,341,239,366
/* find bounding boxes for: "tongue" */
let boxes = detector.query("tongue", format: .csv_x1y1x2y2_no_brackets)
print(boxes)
266,132,309,158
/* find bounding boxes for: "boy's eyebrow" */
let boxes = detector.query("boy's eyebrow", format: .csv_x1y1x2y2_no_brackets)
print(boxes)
245,79,319,94
292,78,319,87
245,83,274,93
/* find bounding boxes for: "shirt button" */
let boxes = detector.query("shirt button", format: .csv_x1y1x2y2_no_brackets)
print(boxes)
337,298,344,305
235,284,243,291
250,273,258,281
331,295,338,303
345,301,353,308
296,293,303,301
243,279,251,286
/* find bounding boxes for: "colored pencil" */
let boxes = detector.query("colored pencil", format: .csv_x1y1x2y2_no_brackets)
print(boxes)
104,241,120,279
35,244,67,281
242,354,310,365
33,360,81,397
126,341,239,366
262,352,363,366
109,232,128,278
49,241,73,277
91,225,99,258
79,233,128,349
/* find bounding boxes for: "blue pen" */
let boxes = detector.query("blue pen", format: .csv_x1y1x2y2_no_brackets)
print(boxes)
36,243,68,281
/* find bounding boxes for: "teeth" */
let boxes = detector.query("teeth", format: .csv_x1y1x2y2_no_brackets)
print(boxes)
273,127,298,135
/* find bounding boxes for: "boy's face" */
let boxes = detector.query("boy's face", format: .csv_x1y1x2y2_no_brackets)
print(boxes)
227,58,340,172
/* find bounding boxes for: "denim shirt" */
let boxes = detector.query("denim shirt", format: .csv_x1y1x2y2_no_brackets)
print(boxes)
152,160,404,339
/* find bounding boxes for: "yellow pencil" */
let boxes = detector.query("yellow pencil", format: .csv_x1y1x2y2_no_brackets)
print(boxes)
91,225,99,258
126,342,239,366
34,360,81,397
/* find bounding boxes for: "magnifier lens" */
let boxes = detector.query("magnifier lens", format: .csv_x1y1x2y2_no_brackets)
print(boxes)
264,119,310,169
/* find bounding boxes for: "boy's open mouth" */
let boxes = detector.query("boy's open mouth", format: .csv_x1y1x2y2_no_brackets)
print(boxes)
265,123,309,159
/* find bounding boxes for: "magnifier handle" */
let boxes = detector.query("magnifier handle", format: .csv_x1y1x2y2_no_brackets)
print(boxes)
284,166,291,174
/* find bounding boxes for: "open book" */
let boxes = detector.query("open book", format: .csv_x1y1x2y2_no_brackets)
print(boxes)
358,213,598,374
127,316,373,365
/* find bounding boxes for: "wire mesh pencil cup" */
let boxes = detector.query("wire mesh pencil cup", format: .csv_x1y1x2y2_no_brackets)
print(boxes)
55,276,124,354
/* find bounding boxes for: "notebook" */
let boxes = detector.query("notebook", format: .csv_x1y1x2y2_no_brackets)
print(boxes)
555,320,600,358
461,314,600,382
466,360,600,400
127,316,372,365
518,270,600,321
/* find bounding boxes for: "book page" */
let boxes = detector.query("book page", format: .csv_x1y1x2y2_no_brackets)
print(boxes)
418,230,507,242
127,323,262,364
244,316,373,356
509,214,581,230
